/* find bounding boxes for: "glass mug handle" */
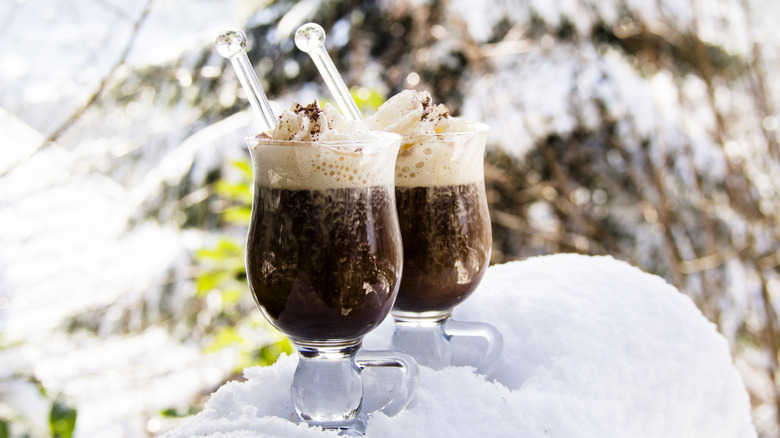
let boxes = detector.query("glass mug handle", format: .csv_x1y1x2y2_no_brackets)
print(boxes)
444,319,504,376
355,349,420,417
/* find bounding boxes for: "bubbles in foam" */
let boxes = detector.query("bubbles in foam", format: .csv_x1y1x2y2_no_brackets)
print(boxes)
307,150,366,186
394,127,489,188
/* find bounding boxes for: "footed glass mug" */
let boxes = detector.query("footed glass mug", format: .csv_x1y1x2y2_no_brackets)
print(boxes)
390,122,503,375
244,132,418,433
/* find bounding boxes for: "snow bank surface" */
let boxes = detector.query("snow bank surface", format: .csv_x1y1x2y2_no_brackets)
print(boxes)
164,254,756,438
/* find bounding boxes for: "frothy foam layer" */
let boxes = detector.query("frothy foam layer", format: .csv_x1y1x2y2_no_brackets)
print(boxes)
247,134,401,191
394,121,489,188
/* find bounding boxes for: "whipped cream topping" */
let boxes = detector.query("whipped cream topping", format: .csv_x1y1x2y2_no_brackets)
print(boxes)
259,100,376,142
366,90,470,135
248,100,400,190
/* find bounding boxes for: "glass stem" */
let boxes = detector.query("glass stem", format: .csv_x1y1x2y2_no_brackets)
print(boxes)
391,310,503,375
290,340,364,430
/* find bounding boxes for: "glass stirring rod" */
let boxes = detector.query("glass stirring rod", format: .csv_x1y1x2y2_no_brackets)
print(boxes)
216,29,278,131
295,23,363,121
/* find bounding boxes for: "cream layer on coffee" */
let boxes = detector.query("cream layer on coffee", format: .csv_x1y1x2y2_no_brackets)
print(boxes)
248,101,399,191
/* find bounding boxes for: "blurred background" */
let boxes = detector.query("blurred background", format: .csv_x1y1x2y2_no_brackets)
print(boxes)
1,0,779,436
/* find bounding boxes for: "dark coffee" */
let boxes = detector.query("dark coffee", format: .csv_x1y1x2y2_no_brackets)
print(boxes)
393,183,491,312
246,184,402,342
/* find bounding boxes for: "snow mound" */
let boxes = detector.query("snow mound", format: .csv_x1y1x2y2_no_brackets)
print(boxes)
164,254,756,438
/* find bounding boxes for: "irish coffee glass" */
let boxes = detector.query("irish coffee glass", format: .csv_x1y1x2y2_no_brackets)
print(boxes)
390,122,503,375
245,132,418,433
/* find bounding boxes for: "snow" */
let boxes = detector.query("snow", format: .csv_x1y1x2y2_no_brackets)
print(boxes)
164,254,756,438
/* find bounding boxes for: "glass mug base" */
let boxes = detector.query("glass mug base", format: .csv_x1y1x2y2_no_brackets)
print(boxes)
390,310,503,375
